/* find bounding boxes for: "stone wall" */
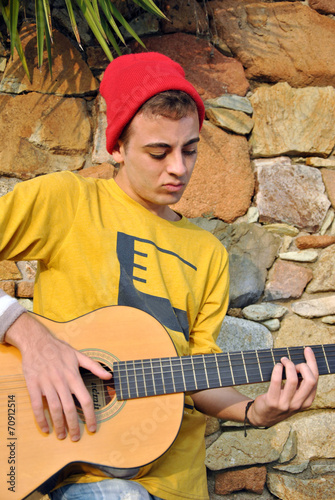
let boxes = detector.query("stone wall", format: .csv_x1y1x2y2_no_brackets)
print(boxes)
1,1,335,498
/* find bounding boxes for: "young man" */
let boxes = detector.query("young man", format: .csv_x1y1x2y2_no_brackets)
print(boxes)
0,53,318,500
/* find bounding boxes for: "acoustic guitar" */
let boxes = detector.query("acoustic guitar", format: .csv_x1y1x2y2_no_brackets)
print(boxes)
0,305,333,499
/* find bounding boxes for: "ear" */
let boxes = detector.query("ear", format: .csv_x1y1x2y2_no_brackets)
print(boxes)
111,141,125,164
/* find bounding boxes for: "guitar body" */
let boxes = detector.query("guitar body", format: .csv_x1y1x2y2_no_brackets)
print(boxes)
0,306,184,500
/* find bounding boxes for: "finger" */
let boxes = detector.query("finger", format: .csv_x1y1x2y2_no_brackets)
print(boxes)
73,385,97,434
266,362,285,402
26,383,50,434
41,366,80,440
44,386,67,439
65,365,98,435
280,357,300,402
303,347,319,380
290,362,318,409
77,352,112,380
58,389,82,441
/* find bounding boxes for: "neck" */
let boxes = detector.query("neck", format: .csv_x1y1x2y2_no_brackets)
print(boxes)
113,344,334,400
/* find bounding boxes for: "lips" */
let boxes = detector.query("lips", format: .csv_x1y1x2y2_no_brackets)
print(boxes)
163,183,185,193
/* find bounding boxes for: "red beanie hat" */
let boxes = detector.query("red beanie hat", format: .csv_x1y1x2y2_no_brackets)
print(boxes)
100,52,205,154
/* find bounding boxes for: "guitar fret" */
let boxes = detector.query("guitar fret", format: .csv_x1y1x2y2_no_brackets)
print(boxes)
152,359,164,395
185,358,198,390
227,352,235,386
273,347,290,364
161,358,174,393
113,363,122,400
215,354,222,386
241,352,249,384
202,355,210,388
192,355,209,390
141,360,148,397
131,361,143,398
150,359,157,395
217,353,234,387
170,358,185,392
255,350,263,382
133,360,140,398
180,358,187,391
170,358,177,392
159,359,166,394
286,346,292,361
257,349,275,382
190,357,199,390
287,346,305,365
160,358,166,393
270,349,276,367
322,345,331,374
230,352,248,385
125,361,132,399
144,360,156,396
242,351,262,384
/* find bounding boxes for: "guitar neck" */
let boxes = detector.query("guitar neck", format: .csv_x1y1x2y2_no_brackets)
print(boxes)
113,344,335,400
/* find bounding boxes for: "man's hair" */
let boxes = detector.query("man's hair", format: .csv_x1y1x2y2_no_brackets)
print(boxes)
119,90,198,149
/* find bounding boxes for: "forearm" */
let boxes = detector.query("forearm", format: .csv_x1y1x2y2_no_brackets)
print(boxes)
0,290,26,343
192,387,252,422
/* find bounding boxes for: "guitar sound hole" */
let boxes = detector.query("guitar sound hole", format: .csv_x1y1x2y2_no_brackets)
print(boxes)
74,365,115,412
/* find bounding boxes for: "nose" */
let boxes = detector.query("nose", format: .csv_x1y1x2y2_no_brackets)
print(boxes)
166,150,187,177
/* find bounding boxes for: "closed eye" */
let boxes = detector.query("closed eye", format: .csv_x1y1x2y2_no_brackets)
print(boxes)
149,152,167,159
183,149,197,156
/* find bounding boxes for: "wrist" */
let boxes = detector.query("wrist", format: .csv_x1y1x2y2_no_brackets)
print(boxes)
5,313,44,351
244,399,268,437
0,294,26,343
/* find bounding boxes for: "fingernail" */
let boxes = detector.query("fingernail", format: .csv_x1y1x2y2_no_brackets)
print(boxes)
88,425,96,433
71,434,80,442
57,432,66,440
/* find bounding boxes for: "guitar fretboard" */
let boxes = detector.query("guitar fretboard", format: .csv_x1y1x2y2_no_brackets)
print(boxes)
113,344,335,401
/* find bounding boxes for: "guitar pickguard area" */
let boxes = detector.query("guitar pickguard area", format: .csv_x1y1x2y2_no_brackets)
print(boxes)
77,348,126,424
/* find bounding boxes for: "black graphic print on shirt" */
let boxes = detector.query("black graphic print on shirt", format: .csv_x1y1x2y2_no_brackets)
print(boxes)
116,232,197,341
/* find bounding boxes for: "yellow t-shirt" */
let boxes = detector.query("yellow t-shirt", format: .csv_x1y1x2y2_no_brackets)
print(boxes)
0,172,229,500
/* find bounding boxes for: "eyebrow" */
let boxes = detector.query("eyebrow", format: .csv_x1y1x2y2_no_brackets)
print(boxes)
143,137,200,148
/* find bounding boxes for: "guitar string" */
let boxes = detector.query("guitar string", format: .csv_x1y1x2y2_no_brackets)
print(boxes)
1,348,333,399
1,345,334,387
0,351,334,393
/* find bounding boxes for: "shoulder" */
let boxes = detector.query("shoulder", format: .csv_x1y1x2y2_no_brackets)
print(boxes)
3,172,95,216
178,217,229,267
182,217,227,249
10,171,80,194
17,171,98,198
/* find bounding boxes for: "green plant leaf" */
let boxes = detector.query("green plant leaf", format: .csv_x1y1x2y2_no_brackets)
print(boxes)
77,0,107,40
98,0,125,45
43,4,53,76
132,0,168,19
9,0,20,57
0,0,166,77
100,15,122,55
35,0,45,68
64,0,82,48
42,0,53,42
0,0,30,79
91,0,100,20
75,0,114,60
108,3,145,47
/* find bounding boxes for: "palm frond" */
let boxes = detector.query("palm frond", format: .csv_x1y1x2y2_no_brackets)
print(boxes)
0,0,30,78
9,0,20,57
1,0,166,78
